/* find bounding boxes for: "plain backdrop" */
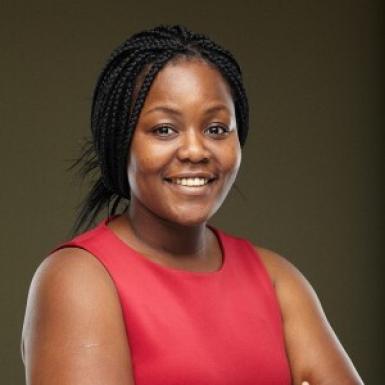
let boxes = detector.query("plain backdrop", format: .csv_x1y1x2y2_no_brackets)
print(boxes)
1,1,383,384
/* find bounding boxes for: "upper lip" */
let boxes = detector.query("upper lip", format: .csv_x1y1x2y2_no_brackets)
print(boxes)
164,172,216,180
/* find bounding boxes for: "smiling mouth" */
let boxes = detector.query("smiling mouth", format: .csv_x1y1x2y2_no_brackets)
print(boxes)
164,177,216,186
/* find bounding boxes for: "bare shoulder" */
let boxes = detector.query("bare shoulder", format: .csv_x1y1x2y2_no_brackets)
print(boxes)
27,247,117,302
252,244,363,385
28,247,113,290
23,247,120,335
252,245,322,322
22,247,134,385
252,245,304,287
252,245,328,331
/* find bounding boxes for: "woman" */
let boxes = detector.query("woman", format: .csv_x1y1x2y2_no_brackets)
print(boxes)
21,25,363,384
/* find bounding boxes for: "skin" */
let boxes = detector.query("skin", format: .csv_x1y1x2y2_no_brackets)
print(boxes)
22,58,364,385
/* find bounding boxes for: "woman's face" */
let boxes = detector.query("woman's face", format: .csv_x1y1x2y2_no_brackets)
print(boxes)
127,58,242,226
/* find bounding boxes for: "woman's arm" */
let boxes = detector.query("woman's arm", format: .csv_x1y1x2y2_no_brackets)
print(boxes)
255,246,364,385
22,248,135,385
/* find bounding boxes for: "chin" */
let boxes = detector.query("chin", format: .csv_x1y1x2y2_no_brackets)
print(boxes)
165,210,212,227
181,218,209,227
175,201,225,226
172,216,209,227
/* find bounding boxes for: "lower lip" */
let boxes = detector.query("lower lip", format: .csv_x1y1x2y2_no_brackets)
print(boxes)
163,179,216,196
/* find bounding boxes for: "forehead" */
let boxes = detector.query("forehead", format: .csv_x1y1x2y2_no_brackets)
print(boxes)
141,58,234,109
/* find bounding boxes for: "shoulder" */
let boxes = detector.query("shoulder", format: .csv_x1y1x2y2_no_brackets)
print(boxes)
251,244,320,321
22,247,122,342
251,244,327,325
250,244,363,384
26,247,118,309
223,232,306,291
252,244,306,289
22,247,131,376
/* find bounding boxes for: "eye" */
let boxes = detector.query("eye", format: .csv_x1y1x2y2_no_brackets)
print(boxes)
152,125,176,137
205,125,231,137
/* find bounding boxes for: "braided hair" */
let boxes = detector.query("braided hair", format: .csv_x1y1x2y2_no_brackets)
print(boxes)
69,24,249,236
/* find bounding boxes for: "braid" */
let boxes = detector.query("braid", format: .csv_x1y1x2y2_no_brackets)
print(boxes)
99,53,153,191
69,25,250,236
201,51,249,145
116,52,174,194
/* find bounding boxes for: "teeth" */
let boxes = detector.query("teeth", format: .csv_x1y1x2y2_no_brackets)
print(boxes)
174,177,209,186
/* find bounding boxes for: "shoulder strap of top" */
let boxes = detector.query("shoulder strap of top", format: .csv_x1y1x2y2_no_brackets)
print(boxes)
220,232,284,325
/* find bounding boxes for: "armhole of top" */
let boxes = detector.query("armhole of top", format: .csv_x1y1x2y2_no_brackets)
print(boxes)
241,239,276,287
243,239,287,328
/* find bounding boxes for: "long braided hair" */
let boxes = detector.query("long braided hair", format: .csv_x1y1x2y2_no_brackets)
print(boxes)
69,25,249,236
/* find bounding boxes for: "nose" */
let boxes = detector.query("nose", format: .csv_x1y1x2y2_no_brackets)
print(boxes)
176,128,211,163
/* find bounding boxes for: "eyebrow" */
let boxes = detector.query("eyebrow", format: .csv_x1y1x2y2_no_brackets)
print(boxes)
143,104,230,116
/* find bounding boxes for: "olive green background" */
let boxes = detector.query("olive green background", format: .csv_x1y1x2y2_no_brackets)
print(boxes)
1,0,383,383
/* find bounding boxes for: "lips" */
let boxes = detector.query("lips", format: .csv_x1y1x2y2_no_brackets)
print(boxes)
163,177,216,189
164,174,217,195
164,171,216,180
164,172,217,184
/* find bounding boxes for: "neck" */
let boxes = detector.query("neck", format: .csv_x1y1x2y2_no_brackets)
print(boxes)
123,200,209,259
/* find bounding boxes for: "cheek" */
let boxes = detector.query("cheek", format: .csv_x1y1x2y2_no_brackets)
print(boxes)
127,154,157,187
219,141,242,175
127,141,172,191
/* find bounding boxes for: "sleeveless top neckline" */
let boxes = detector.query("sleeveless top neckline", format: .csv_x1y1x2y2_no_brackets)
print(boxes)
99,214,228,277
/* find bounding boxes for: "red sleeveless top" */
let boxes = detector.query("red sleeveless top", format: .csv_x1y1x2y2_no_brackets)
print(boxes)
52,215,292,385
